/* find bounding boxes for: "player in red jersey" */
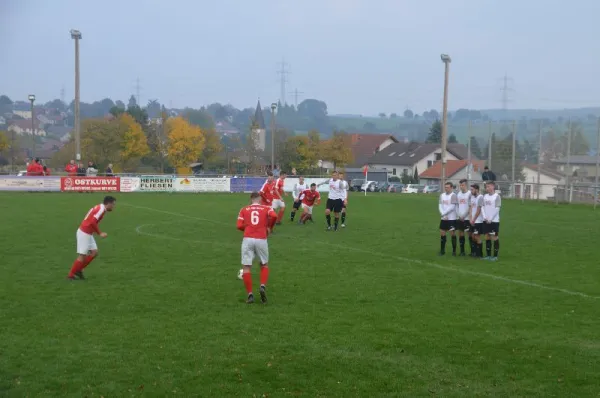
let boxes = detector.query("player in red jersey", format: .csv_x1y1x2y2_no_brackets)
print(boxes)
67,196,117,280
259,172,276,207
237,192,277,304
298,183,321,224
272,171,287,225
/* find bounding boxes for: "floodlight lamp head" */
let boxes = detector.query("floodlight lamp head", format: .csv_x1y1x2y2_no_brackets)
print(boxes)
271,103,277,110
440,54,451,63
70,29,82,39
28,94,35,102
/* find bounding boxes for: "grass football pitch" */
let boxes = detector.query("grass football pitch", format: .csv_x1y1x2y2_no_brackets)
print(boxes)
1,192,600,397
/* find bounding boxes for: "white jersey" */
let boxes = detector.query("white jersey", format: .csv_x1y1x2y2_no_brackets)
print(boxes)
456,190,471,220
482,193,501,222
293,182,309,200
340,180,348,200
328,179,345,200
438,192,458,220
470,194,484,223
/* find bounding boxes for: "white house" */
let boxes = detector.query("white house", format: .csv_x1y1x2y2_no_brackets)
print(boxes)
367,142,473,178
515,165,564,200
8,120,47,137
13,110,32,119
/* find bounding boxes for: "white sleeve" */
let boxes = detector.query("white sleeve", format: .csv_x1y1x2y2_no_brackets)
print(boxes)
438,194,444,216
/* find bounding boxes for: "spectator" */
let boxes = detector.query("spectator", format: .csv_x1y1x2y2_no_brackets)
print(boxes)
482,166,497,182
272,164,280,178
65,160,78,176
26,158,43,176
86,161,98,177
105,163,114,177
291,168,297,176
76,163,86,177
43,166,51,176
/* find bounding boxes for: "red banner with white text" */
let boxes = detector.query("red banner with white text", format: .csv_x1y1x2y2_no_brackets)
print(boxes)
60,177,121,192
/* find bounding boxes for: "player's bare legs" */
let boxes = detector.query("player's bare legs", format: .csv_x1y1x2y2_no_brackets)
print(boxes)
259,263,269,304
68,249,98,280
242,265,254,303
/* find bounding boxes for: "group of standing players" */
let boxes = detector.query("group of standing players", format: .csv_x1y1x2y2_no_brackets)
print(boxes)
236,170,349,303
438,179,501,261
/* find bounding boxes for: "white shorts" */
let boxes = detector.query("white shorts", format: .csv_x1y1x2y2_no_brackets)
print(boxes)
241,237,269,266
272,199,285,209
76,229,97,255
301,203,313,214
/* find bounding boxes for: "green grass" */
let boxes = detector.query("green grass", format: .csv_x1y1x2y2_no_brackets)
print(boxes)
1,192,600,397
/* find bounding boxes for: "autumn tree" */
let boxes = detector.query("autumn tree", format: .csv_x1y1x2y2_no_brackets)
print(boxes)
325,131,353,169
119,113,149,170
145,110,170,172
166,116,205,174
0,131,8,152
200,128,223,166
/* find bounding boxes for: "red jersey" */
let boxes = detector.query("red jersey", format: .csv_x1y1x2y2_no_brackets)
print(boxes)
273,178,285,199
237,204,277,239
259,180,276,205
65,164,78,176
26,162,43,176
79,204,107,235
43,168,50,176
300,189,321,206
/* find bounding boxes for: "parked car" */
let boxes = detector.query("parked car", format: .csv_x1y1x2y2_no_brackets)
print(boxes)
360,181,379,192
388,183,405,193
349,179,364,191
16,170,27,176
422,185,440,193
403,184,424,193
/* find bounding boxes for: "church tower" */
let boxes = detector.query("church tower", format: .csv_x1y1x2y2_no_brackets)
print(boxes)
251,100,266,151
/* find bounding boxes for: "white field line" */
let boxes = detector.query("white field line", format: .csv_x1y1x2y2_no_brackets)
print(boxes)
124,203,600,300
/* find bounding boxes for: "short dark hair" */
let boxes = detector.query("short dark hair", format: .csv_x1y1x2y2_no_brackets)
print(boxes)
280,171,287,176
459,179,467,184
486,181,495,186
266,171,273,177
445,182,453,187
310,183,316,187
471,183,479,190
250,191,260,199
103,196,117,205
484,166,489,170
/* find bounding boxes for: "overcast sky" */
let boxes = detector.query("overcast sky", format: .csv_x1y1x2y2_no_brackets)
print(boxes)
1,0,599,115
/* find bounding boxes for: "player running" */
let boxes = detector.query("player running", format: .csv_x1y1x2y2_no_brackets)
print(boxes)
325,171,345,231
290,176,309,222
339,172,349,228
272,171,287,225
469,183,484,257
237,192,277,304
481,181,501,261
298,183,321,224
438,182,458,256
456,179,472,256
67,196,117,280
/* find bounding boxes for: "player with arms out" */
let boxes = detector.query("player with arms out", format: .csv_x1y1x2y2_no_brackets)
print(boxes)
67,196,117,280
272,171,287,225
298,183,321,224
456,179,472,256
438,182,458,256
290,176,308,222
469,183,484,257
325,171,345,231
237,192,277,304
339,172,349,228
259,172,276,231
481,181,501,261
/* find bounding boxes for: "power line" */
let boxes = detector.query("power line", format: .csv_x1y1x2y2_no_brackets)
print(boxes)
133,77,143,106
288,88,304,108
277,59,290,105
498,73,514,121
60,85,65,106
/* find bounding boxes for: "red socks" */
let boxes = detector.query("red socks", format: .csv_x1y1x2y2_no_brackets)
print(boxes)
260,265,269,286
81,255,95,269
277,209,285,222
68,259,84,278
243,272,253,294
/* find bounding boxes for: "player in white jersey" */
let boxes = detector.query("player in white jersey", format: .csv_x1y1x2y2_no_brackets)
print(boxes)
438,182,458,255
481,181,501,261
325,170,345,231
455,179,472,256
468,183,484,258
290,176,309,222
339,172,349,228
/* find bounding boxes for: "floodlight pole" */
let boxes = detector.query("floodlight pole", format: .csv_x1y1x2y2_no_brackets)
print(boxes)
440,54,451,188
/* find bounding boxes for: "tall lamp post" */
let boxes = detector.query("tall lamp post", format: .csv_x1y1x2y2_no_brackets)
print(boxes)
270,102,277,170
440,54,451,188
28,94,36,158
70,29,82,162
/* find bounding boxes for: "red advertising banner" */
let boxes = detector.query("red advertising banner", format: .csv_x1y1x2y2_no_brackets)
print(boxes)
60,177,120,192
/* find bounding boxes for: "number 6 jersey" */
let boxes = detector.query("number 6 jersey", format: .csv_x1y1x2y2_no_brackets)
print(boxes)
237,204,277,239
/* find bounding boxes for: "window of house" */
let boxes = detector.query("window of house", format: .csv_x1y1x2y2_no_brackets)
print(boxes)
435,153,441,161
427,160,433,168
392,168,397,175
